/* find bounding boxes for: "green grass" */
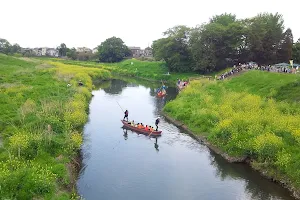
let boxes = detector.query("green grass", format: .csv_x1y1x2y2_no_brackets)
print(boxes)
36,57,201,83
0,54,111,199
164,70,300,189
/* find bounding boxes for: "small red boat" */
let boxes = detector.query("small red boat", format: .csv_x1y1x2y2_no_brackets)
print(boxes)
121,120,162,136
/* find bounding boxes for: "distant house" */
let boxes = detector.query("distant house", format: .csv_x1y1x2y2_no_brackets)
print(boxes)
41,47,48,56
33,48,42,56
92,47,98,54
31,47,58,57
76,47,92,53
46,48,59,57
128,46,142,57
128,46,153,58
143,47,153,57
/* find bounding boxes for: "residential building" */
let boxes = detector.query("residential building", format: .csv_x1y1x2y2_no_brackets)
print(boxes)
41,47,47,56
128,46,153,58
33,48,42,56
76,47,92,53
31,47,58,57
144,47,153,57
128,46,142,57
46,48,59,57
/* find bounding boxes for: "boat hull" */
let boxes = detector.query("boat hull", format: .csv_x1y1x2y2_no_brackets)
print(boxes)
121,120,162,136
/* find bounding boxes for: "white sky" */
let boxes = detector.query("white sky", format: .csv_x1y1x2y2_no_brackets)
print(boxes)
1,0,299,49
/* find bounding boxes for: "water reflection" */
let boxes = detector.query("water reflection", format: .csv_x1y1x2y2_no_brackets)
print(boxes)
154,138,159,152
123,129,128,140
78,78,295,200
102,79,129,94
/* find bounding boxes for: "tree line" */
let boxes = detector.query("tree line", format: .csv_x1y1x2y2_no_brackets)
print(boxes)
0,38,21,55
152,13,300,73
0,37,131,62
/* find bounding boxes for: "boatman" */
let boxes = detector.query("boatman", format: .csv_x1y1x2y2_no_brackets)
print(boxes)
155,117,160,131
124,109,129,121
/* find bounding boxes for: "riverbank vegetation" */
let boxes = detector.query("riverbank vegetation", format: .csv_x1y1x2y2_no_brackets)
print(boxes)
164,70,300,192
0,54,111,199
38,58,200,83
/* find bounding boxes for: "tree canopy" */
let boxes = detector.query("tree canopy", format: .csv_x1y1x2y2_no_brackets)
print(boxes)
97,37,131,63
0,38,21,55
152,12,295,73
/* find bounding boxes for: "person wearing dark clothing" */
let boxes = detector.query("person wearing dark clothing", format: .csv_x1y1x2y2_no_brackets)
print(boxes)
155,117,160,131
124,110,128,121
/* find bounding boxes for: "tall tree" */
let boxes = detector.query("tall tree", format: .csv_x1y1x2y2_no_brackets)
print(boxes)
190,13,246,72
152,25,192,72
277,28,293,62
248,13,284,65
293,39,300,63
11,43,21,54
0,39,11,54
57,43,67,57
66,48,77,60
97,37,130,62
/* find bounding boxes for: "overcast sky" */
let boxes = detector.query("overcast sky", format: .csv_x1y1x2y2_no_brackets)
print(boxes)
1,0,299,49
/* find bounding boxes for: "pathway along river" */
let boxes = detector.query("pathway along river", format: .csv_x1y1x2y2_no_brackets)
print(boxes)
77,79,294,200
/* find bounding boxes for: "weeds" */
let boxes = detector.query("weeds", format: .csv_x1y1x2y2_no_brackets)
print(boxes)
164,71,300,188
0,54,111,198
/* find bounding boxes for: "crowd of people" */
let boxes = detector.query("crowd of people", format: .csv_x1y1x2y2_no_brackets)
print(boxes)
177,79,189,89
217,63,299,80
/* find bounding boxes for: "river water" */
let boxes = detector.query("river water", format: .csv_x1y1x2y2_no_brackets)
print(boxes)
77,79,294,200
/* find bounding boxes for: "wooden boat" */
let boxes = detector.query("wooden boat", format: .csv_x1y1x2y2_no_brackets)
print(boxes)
121,120,162,136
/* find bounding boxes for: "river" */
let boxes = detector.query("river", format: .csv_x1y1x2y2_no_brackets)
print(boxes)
77,79,294,200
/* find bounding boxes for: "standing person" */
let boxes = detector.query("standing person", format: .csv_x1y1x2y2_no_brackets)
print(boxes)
155,117,160,131
124,109,128,121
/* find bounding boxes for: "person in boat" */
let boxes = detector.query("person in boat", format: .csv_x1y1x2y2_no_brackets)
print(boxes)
140,123,144,129
131,120,135,126
135,123,139,128
137,123,142,129
124,109,129,121
149,126,154,132
144,125,148,131
155,117,160,131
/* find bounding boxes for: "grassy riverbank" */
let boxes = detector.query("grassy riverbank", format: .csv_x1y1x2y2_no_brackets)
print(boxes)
0,54,111,199
37,58,200,83
163,70,300,196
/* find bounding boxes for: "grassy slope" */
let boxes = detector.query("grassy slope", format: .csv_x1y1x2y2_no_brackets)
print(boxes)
164,70,300,190
0,54,111,199
37,57,201,83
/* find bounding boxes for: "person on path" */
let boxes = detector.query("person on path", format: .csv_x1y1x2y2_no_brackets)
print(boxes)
124,109,128,121
155,117,160,131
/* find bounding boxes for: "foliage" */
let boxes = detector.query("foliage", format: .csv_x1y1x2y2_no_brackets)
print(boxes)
0,38,21,55
152,25,192,72
247,12,285,64
190,13,246,72
153,12,292,73
0,54,111,198
97,36,131,62
66,47,77,60
39,57,200,83
277,28,293,62
293,39,300,63
57,43,67,57
164,70,300,187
